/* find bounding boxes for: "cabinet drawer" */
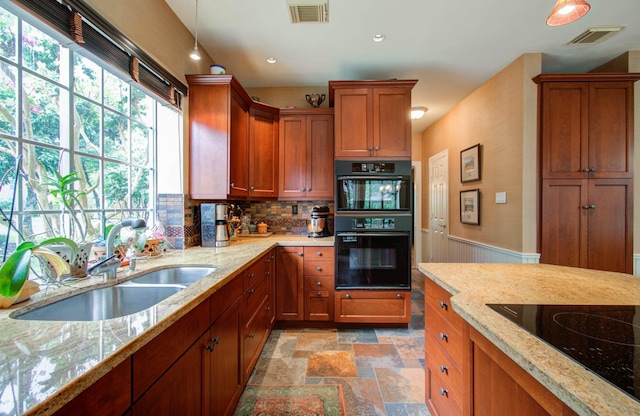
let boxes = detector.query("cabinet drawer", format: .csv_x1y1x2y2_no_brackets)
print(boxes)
304,290,334,321
426,356,463,416
304,275,334,290
425,328,463,395
244,256,269,290
303,260,334,276
243,275,268,325
425,304,464,364
334,290,411,323
304,246,334,260
243,299,269,379
425,279,464,331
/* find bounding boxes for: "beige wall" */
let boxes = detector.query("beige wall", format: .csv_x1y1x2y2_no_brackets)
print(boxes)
421,54,541,253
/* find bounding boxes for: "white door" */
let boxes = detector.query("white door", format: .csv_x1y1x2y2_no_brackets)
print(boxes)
429,150,448,262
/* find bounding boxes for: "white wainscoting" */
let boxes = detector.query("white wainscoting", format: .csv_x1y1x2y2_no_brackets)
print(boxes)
634,254,640,276
420,229,539,264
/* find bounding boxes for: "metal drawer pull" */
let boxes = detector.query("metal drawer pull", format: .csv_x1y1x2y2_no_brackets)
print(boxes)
439,332,448,341
345,294,350,298
317,291,322,296
248,289,254,294
439,365,448,374
317,251,322,256
248,273,254,278
205,336,220,352
248,333,255,339
439,301,447,309
298,252,303,257
439,388,448,397
396,294,401,298
317,266,322,271
316,281,322,286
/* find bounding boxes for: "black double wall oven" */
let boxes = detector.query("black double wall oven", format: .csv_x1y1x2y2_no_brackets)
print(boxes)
334,160,412,290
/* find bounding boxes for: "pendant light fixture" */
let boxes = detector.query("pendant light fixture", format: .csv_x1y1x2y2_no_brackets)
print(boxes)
189,0,201,60
546,0,591,26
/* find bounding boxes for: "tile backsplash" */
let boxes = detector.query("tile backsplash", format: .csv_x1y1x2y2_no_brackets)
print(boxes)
156,194,333,249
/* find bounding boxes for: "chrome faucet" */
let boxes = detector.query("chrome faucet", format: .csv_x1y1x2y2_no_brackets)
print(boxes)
87,254,121,280
105,218,147,258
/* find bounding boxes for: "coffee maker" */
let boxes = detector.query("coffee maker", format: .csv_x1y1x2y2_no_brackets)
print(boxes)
215,203,230,247
306,205,332,238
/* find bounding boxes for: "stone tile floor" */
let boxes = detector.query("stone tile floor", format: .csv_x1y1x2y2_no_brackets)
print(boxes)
242,268,429,415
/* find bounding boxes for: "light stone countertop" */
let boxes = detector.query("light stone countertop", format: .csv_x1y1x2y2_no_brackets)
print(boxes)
0,235,333,416
417,263,640,416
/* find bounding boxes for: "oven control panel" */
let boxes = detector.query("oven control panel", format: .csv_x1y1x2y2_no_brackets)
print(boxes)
351,162,396,173
351,217,396,229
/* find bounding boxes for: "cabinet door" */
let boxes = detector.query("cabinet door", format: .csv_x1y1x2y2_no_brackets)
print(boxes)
189,83,231,199
266,250,276,327
587,179,632,273
540,179,588,268
229,89,250,197
306,114,334,199
275,246,304,320
334,88,372,158
205,299,242,416
249,108,279,198
278,115,307,199
372,87,412,158
133,333,206,415
588,82,633,179
540,82,589,179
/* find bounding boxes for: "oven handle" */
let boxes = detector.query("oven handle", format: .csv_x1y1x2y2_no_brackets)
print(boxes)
336,232,410,237
336,175,407,181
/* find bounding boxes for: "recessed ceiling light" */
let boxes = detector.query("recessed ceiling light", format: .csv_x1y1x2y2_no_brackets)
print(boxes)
372,34,385,42
266,57,277,64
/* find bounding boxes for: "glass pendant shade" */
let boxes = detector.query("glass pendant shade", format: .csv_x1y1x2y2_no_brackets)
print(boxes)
546,0,590,26
190,45,201,60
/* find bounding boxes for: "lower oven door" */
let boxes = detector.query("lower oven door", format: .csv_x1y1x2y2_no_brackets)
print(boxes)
335,232,411,289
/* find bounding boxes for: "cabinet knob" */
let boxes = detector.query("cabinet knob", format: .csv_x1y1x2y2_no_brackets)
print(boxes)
590,167,596,172
317,266,322,271
439,365,448,374
439,332,448,341
265,271,270,276
590,204,596,209
266,306,270,311
396,294,401,298
582,205,590,209
317,291,322,296
300,188,306,192
345,294,350,298
298,252,303,257
317,281,322,286
307,187,311,191
248,289,255,294
248,333,255,339
317,251,322,256
249,273,255,278
368,146,373,151
250,186,255,191
583,168,590,173
230,182,235,187
439,388,448,397
375,146,379,151
439,301,448,309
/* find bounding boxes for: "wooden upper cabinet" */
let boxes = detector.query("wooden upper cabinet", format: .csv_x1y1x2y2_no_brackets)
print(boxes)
279,109,334,200
186,75,279,200
248,107,279,198
535,74,638,179
329,80,417,160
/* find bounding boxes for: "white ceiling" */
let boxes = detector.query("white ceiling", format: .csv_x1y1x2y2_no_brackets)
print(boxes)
164,0,640,133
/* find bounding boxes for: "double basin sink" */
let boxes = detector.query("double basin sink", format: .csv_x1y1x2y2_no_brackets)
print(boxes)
12,266,217,321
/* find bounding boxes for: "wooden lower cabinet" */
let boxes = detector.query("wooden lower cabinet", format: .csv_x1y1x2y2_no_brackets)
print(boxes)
54,358,131,416
470,328,578,416
425,278,578,416
276,246,304,320
334,290,411,323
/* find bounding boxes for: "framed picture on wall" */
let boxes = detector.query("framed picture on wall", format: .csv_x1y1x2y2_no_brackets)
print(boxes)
460,143,481,182
460,189,480,225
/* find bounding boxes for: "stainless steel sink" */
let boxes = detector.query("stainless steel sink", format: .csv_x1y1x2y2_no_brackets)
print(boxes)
13,284,184,321
126,266,218,286
12,266,217,321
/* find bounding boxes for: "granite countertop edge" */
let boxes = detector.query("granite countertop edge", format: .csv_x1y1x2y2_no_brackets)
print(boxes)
1,235,333,416
418,262,640,416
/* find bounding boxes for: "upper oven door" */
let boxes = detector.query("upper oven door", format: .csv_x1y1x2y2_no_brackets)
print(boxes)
336,176,411,212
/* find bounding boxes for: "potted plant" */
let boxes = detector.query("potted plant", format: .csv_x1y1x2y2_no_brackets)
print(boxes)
0,237,78,308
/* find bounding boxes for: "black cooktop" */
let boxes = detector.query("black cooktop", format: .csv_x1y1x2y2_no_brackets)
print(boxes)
487,304,640,403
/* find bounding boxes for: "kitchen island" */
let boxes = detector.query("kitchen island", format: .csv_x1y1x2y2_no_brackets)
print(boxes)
0,235,332,416
418,263,640,416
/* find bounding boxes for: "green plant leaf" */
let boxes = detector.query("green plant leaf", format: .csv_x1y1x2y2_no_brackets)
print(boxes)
0,249,33,297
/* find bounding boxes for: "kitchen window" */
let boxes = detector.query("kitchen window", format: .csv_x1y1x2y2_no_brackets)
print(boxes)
0,4,180,250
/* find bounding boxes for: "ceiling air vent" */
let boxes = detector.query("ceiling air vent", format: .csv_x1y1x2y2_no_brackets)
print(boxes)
567,26,625,45
287,0,328,23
